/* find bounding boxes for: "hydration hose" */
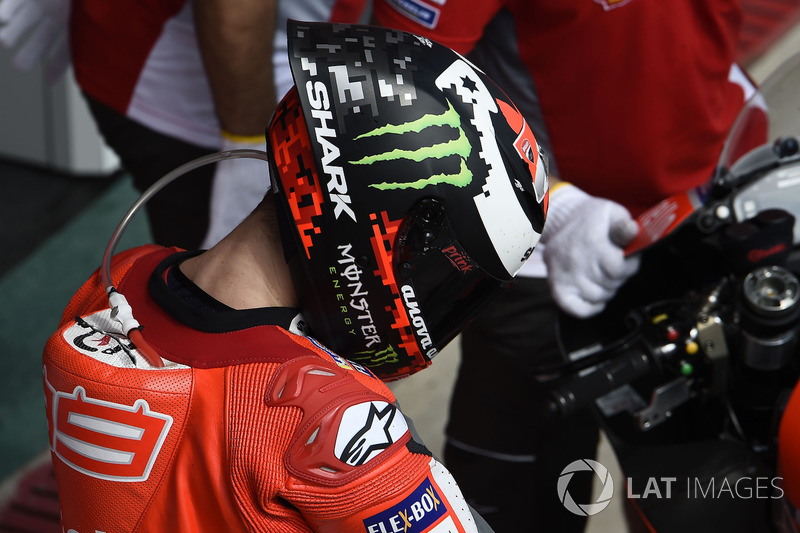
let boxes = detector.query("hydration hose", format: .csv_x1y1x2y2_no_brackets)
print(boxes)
100,149,272,367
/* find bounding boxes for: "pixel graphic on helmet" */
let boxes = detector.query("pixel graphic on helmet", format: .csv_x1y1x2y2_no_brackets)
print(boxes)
268,21,548,380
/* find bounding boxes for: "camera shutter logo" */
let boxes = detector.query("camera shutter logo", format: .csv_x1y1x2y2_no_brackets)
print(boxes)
558,459,614,516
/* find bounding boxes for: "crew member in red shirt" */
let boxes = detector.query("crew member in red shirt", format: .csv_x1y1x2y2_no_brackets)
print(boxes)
374,1,755,530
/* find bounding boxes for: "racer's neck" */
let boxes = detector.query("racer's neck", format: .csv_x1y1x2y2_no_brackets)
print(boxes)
179,212,298,311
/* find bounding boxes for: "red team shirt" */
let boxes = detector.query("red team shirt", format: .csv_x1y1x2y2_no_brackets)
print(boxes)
44,246,483,532
374,0,752,217
70,0,372,149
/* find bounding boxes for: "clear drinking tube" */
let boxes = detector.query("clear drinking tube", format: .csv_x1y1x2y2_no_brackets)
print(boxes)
100,149,272,366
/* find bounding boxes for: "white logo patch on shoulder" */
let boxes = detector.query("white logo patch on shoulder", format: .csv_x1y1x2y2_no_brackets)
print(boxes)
334,401,408,466
64,310,133,363
63,310,187,370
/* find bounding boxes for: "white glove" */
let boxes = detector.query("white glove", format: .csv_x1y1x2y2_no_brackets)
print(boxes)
540,183,640,318
201,133,271,249
0,0,70,82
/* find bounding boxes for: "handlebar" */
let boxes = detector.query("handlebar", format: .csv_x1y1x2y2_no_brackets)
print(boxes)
545,348,652,417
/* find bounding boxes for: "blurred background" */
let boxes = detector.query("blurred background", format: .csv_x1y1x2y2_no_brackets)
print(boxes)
1,2,799,531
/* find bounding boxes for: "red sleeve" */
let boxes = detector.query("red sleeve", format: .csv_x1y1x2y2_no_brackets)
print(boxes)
373,0,503,55
265,354,485,531
306,456,486,532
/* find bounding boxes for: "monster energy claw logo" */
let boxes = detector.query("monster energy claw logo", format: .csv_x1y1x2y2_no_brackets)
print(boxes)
351,345,401,367
350,99,473,191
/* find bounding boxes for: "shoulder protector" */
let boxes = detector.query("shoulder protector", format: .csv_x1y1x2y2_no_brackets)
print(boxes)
266,355,410,486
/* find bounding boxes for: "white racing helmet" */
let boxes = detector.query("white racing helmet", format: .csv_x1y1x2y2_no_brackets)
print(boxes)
269,21,549,379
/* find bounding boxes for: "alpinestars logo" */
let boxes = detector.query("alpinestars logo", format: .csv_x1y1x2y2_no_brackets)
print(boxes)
349,99,473,191
334,401,408,466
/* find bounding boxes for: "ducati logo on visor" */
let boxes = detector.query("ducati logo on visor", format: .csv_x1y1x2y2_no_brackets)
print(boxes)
349,99,473,191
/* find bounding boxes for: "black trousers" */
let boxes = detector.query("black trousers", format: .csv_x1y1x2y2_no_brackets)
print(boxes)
445,276,600,533
85,95,216,250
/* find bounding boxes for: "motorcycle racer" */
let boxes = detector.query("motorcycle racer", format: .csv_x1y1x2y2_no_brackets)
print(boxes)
42,21,548,532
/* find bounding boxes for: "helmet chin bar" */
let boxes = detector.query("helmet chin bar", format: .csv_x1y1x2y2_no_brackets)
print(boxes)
100,149,272,367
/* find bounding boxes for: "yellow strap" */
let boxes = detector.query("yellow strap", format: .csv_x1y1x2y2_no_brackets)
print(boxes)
221,130,266,144
549,181,571,194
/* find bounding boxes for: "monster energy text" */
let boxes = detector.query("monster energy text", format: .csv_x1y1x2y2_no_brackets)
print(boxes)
305,80,356,222
330,244,381,348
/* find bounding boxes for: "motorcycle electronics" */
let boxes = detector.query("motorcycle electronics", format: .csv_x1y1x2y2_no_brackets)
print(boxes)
739,265,800,370
720,208,795,275
547,55,800,532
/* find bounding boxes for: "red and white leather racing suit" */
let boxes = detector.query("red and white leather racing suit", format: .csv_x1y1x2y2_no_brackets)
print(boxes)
43,245,487,532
